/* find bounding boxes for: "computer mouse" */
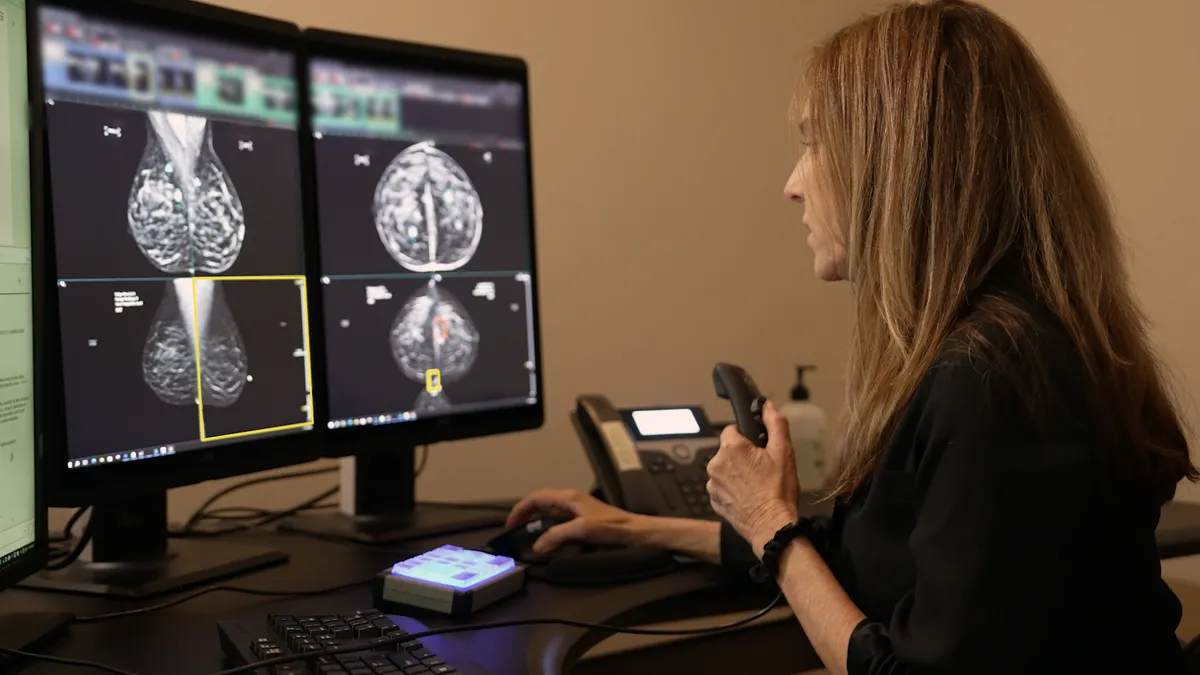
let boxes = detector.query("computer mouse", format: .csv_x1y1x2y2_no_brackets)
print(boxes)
486,515,679,585
485,514,584,562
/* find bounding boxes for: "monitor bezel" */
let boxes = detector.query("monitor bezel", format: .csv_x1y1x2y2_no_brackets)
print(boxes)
31,0,325,506
299,28,545,453
0,448,45,591
0,0,47,589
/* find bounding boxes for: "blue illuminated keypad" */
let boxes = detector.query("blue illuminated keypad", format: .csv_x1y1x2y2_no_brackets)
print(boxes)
389,545,516,590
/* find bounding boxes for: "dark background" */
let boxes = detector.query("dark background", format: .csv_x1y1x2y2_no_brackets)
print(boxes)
401,98,524,140
57,280,202,459
46,101,305,280
315,137,532,276
201,279,312,439
321,274,533,420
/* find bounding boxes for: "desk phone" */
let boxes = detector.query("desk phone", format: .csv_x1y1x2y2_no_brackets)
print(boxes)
572,363,767,520
572,396,721,519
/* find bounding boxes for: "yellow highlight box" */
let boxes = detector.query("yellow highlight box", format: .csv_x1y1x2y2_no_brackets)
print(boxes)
190,275,314,442
426,369,442,393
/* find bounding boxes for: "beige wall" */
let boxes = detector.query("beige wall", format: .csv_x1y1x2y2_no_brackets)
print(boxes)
51,0,866,526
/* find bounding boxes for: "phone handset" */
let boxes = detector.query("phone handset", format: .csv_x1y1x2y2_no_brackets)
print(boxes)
572,395,668,515
712,362,768,447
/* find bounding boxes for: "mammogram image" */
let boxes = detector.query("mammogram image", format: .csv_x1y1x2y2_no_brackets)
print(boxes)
389,278,479,411
127,111,245,274
142,278,247,408
414,388,453,413
373,141,483,273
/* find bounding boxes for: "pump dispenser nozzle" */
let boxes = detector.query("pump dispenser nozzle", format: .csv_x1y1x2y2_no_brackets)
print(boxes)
791,365,815,401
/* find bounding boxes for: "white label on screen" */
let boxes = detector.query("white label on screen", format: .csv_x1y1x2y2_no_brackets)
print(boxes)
631,409,700,436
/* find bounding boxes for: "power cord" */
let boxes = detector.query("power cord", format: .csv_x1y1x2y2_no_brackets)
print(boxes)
180,466,339,533
43,488,338,573
49,506,90,544
181,447,428,534
73,578,374,624
46,515,93,571
0,649,139,675
175,486,339,538
0,589,783,675
44,450,439,567
45,466,341,563
194,504,338,522
414,445,429,477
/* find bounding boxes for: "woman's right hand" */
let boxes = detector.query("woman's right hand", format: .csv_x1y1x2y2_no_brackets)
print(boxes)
505,488,646,555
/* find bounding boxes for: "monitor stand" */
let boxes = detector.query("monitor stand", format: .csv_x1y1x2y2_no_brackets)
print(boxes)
17,492,287,599
277,441,507,545
0,611,72,669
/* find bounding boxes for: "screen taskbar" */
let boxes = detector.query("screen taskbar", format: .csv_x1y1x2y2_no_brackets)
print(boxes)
0,520,36,560
0,542,35,569
329,395,538,431
66,423,314,470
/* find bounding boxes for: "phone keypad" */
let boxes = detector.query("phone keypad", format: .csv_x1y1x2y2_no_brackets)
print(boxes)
645,455,675,473
641,447,720,519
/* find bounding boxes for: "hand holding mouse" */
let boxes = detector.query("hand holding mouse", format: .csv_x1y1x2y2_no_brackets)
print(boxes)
505,488,645,555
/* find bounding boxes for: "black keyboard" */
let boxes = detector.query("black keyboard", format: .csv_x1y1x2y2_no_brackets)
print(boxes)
217,609,490,675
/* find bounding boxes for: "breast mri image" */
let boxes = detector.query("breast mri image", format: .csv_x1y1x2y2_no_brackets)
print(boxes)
41,6,314,466
311,59,538,427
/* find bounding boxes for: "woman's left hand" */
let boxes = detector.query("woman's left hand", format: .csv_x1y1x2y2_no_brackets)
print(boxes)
706,400,801,557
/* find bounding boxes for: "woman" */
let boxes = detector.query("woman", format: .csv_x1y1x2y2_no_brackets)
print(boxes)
508,1,1196,673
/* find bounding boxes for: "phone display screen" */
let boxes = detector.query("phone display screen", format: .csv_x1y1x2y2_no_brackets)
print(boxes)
630,408,702,437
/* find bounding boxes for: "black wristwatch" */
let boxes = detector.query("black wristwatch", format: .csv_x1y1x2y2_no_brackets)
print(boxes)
749,518,819,584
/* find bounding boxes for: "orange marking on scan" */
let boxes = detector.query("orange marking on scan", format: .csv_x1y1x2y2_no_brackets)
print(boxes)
432,315,449,343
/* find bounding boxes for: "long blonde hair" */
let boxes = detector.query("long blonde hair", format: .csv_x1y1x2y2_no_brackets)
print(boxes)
801,0,1196,501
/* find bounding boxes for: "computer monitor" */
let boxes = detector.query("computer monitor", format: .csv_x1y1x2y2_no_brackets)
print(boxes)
24,0,321,597
282,29,543,544
0,0,73,654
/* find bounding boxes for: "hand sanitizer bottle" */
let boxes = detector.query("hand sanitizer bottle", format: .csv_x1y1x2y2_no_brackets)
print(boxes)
780,365,827,491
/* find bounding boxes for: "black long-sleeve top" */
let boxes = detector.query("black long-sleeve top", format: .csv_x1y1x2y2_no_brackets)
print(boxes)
721,309,1186,674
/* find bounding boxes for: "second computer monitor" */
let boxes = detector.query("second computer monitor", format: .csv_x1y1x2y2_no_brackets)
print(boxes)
309,35,541,435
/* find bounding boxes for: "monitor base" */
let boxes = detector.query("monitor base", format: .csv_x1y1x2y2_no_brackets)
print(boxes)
278,445,507,544
17,538,286,599
278,503,506,546
0,611,73,670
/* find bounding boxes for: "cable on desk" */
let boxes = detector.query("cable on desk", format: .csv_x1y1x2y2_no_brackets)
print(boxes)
179,491,339,534
198,503,338,521
183,446,429,533
414,445,429,477
174,486,339,538
0,647,142,675
182,487,339,534
180,465,338,533
49,509,87,555
209,589,786,675
44,488,337,563
417,500,514,512
45,517,93,571
49,506,90,544
74,578,374,624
